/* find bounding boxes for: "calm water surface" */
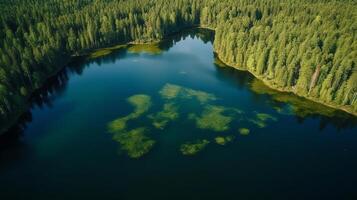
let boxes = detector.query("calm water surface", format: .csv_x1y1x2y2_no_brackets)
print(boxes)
1,29,357,200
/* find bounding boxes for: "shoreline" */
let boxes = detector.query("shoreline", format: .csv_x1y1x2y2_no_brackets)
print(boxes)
213,52,357,117
1,27,356,135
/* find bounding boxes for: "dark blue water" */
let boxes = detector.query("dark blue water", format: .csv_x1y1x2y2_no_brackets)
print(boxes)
1,29,357,200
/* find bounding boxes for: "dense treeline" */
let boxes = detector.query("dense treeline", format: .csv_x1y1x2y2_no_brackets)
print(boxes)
0,0,356,130
205,0,357,113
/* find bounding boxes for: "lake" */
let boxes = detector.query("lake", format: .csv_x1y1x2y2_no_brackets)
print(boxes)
1,29,357,200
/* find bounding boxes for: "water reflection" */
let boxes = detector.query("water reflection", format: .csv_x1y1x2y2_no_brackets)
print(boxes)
213,56,357,130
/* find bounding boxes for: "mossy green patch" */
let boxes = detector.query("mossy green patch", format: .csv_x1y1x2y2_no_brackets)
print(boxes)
248,119,266,128
239,128,250,135
127,94,152,118
113,127,155,159
215,135,235,145
107,117,129,133
128,43,162,54
190,105,233,132
248,112,277,128
180,139,210,156
184,88,217,103
255,112,277,122
273,106,293,115
148,103,179,129
89,44,127,59
159,84,182,100
107,94,152,133
159,83,216,104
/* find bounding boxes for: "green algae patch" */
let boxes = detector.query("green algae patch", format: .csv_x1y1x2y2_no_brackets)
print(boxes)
89,44,127,59
180,139,210,156
159,84,182,99
248,119,266,128
108,117,129,133
215,135,235,145
128,43,162,54
239,128,250,135
159,83,216,103
127,94,152,118
255,112,277,122
248,112,277,128
190,105,233,132
273,106,294,115
107,94,152,133
184,88,217,104
148,103,179,129
113,127,155,159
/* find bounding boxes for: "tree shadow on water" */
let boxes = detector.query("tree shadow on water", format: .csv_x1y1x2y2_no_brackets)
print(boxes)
213,55,357,131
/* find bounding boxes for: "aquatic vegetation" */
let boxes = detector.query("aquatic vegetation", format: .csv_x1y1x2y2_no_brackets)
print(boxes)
89,44,127,59
248,118,267,128
159,83,216,103
215,135,235,145
273,106,294,115
107,94,152,133
247,112,277,128
239,128,250,135
159,84,182,99
128,43,162,54
113,127,155,159
190,105,233,132
255,112,277,122
108,117,129,133
148,103,179,129
127,94,152,118
185,88,217,103
180,139,210,156
231,108,244,115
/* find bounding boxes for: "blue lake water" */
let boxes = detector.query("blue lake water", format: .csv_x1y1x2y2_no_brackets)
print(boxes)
1,29,357,200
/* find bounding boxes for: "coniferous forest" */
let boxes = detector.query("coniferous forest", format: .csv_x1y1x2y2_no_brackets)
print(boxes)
0,0,356,131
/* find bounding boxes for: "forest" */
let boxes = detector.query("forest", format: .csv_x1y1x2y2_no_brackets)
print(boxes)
0,0,356,131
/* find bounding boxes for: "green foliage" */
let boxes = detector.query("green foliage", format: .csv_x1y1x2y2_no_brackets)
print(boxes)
180,139,210,156
190,105,233,132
